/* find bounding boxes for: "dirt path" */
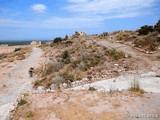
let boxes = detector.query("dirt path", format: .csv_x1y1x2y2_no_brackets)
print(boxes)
96,37,160,71
0,47,43,120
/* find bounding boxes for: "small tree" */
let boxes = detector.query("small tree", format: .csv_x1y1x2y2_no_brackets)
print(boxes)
53,37,63,43
138,25,153,35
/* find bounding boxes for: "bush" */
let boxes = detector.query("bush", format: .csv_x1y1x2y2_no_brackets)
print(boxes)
154,19,160,32
14,48,22,52
33,80,42,87
53,37,63,43
105,49,125,60
88,86,96,91
26,110,34,118
18,99,27,106
52,76,64,84
61,50,71,64
52,61,64,72
134,32,159,51
59,69,75,82
0,54,7,59
138,25,153,35
61,50,70,59
44,61,54,75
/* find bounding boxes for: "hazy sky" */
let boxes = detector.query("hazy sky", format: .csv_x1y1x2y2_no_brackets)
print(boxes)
0,0,159,40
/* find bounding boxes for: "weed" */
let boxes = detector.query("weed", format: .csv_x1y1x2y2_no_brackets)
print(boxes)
105,49,125,60
129,79,144,93
14,48,22,52
61,50,71,64
26,110,34,118
33,80,42,87
88,86,96,91
18,99,27,106
45,62,54,75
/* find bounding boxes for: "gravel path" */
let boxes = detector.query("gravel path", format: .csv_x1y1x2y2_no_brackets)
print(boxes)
0,47,43,120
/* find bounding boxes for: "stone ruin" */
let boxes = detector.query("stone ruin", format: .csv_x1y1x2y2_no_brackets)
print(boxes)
72,31,87,38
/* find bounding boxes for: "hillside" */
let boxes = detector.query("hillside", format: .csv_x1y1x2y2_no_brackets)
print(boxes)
9,20,160,120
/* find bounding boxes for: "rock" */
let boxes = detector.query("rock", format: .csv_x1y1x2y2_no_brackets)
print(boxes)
82,78,88,81
114,64,119,67
62,83,67,87
50,84,55,90
37,86,45,91
64,34,71,40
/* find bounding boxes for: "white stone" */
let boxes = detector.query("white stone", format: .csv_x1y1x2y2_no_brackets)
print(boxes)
63,83,67,87
37,86,45,91
114,64,119,67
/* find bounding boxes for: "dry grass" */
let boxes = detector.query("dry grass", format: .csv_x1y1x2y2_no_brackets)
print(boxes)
18,99,28,106
115,30,160,51
34,35,135,89
0,47,32,62
129,79,144,94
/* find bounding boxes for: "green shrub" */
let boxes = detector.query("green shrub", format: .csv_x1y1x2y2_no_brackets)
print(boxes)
14,48,22,52
138,25,153,35
18,99,27,106
61,50,70,59
53,37,63,43
33,80,42,87
88,86,96,91
154,19,160,32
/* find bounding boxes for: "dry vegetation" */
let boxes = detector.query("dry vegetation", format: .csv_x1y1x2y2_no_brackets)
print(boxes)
0,47,32,63
114,20,160,51
33,20,160,89
115,31,159,51
34,35,141,89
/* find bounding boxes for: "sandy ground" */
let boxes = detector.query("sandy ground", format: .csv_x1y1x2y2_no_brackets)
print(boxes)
12,91,160,120
0,47,43,120
4,36,160,120
0,45,31,54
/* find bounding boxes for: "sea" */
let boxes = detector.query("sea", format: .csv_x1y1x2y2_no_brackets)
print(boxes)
0,40,52,46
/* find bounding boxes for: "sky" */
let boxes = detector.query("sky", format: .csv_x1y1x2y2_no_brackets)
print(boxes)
0,0,159,40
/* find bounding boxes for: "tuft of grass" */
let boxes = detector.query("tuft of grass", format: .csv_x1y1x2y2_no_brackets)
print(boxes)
14,48,22,52
33,80,42,87
105,49,125,61
61,50,71,64
129,79,144,94
26,110,34,118
18,99,27,106
45,62,54,75
88,86,96,91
